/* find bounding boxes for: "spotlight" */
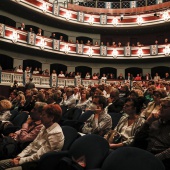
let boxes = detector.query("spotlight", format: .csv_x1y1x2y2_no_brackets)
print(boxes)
120,14,124,21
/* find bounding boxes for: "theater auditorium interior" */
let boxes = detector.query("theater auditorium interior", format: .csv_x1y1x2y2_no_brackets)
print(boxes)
0,0,170,169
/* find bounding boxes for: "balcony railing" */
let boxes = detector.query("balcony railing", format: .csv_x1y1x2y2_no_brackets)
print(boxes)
1,24,170,59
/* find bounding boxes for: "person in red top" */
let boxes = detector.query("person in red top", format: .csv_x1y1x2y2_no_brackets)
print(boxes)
134,74,141,81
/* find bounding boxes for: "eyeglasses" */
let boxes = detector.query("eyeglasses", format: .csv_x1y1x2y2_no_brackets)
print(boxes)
161,105,170,110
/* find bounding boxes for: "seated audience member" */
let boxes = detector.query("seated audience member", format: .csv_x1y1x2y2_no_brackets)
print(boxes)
42,69,50,76
28,27,34,33
18,23,25,31
108,73,115,79
106,98,145,149
60,87,76,114
119,85,130,102
81,95,112,136
0,104,64,170
154,73,161,81
6,102,46,153
86,40,91,45
164,72,170,80
117,73,124,80
107,89,124,113
50,33,56,39
94,41,99,46
164,38,168,44
37,28,42,36
9,91,18,110
134,74,141,81
58,71,65,78
32,67,39,74
141,89,167,119
85,72,91,79
92,73,98,80
134,97,170,170
13,93,26,111
143,85,156,106
111,42,117,47
16,65,23,73
101,74,107,81
0,99,12,121
73,87,80,101
155,40,158,45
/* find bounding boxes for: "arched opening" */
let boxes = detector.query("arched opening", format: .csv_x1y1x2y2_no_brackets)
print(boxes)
100,67,117,79
0,15,16,27
25,25,44,35
0,54,13,71
50,64,67,75
151,66,170,79
75,66,92,78
76,36,93,45
125,67,142,78
52,32,68,42
23,60,42,72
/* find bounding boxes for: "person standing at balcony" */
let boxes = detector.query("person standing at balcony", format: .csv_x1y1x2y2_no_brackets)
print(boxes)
50,33,56,39
37,28,42,36
117,73,124,80
59,35,64,42
154,73,161,81
58,71,65,78
134,74,142,81
164,72,170,80
164,38,168,44
18,23,25,31
28,27,34,33
85,72,91,79
16,65,23,73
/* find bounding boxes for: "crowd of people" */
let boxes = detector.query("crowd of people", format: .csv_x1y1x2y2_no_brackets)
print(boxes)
0,77,170,169
17,23,169,47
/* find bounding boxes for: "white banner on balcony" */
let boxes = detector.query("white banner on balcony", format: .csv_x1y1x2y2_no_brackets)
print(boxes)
27,32,36,45
53,3,59,16
124,46,131,56
150,45,158,55
105,2,111,9
130,1,136,8
76,44,84,54
53,39,60,50
100,46,107,56
51,74,57,87
77,12,84,22
0,23,5,37
100,14,107,25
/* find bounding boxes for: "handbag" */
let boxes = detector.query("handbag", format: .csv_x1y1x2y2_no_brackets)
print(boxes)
104,130,122,144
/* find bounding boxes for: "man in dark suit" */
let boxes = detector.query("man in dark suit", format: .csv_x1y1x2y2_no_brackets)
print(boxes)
18,23,25,31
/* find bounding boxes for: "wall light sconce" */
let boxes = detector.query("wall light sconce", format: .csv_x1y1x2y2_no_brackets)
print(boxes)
64,43,70,54
164,45,170,56
112,49,118,58
65,10,71,20
41,2,48,13
137,48,143,58
137,15,143,25
162,10,169,21
112,17,118,26
87,47,93,57
88,15,94,25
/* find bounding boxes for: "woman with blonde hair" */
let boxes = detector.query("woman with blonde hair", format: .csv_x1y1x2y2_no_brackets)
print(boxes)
0,99,12,121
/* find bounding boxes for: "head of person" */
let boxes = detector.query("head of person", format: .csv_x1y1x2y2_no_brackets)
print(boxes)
92,95,107,110
30,102,47,121
153,89,167,104
0,99,12,112
123,98,140,115
109,89,119,101
160,97,170,121
129,90,139,99
66,87,74,98
147,85,156,95
80,90,89,100
41,104,62,128
10,91,17,100
16,93,26,103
